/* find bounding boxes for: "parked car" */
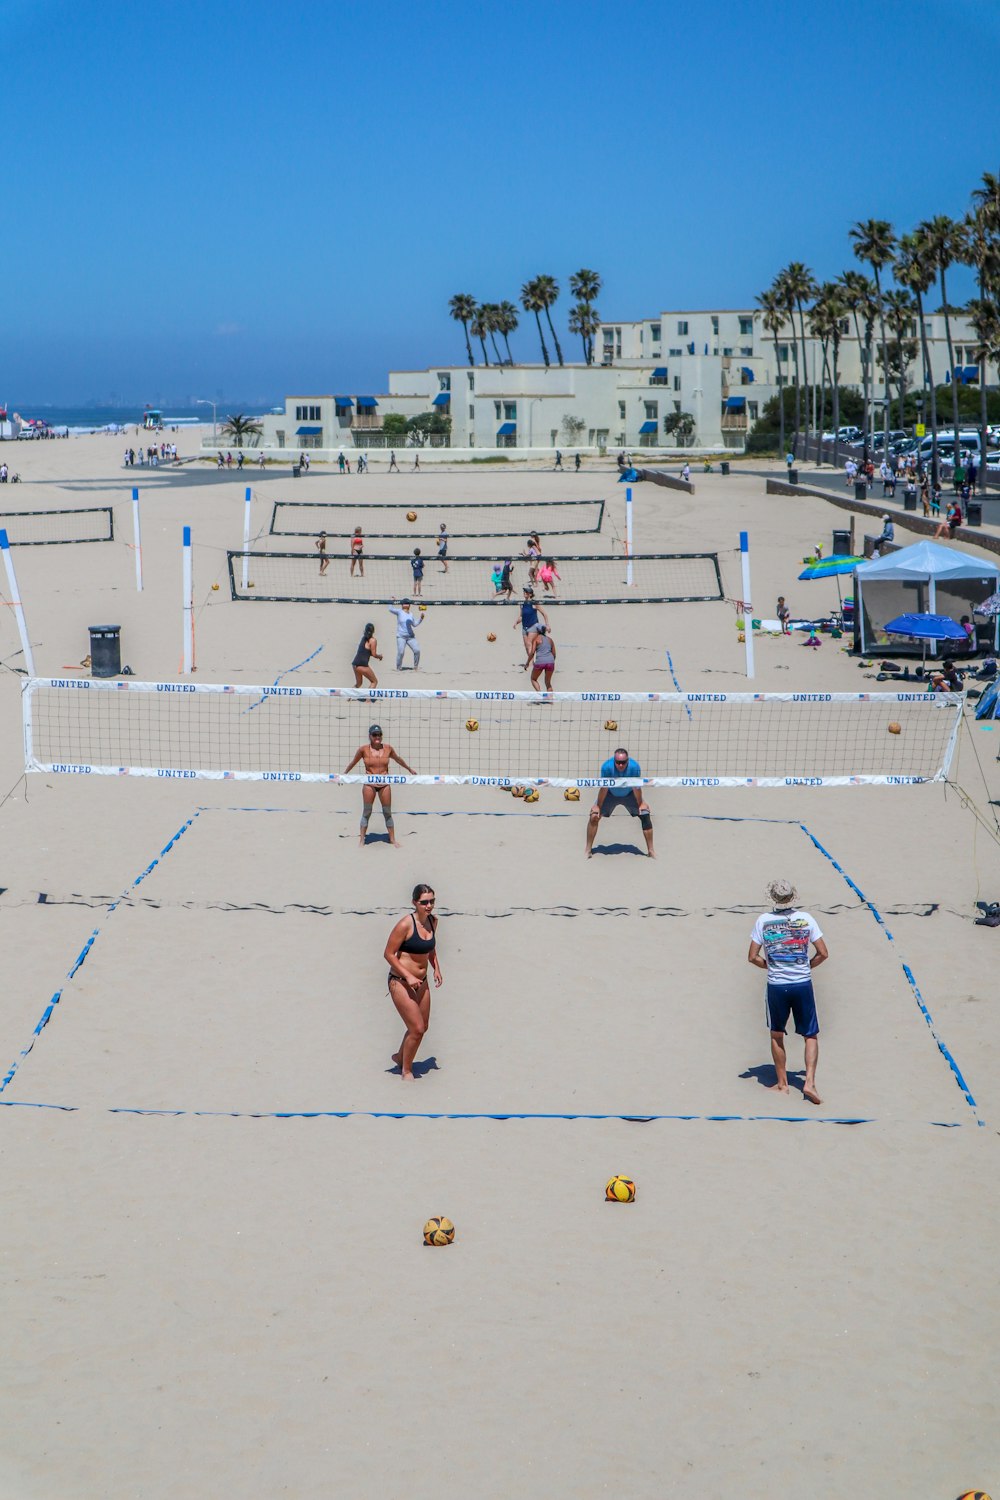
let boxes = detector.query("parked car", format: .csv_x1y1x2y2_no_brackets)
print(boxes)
821,425,860,443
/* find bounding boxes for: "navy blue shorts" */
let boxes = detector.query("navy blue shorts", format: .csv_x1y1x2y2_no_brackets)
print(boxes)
766,980,819,1037
601,791,641,818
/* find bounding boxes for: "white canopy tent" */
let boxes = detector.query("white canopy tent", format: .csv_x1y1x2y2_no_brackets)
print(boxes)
854,540,1000,655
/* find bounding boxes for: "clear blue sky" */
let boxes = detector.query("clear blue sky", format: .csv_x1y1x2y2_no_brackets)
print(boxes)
6,0,1000,404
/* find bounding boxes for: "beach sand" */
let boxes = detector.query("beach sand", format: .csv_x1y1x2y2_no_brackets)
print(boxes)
1,433,998,1498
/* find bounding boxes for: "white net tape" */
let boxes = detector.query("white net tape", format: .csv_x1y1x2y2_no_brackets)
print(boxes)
269,498,606,538
23,680,963,788
0,507,114,545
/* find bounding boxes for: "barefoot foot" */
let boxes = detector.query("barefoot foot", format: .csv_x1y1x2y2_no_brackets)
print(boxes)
767,1081,790,1093
391,1051,402,1066
803,1083,822,1105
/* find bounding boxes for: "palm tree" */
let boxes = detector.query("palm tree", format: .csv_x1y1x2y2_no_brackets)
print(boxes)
495,300,519,364
220,413,263,445
480,304,505,365
838,269,877,454
777,262,817,458
881,288,917,431
448,294,477,367
808,285,840,465
895,232,939,482
469,305,491,366
963,203,1000,491
850,219,897,447
520,280,550,367
754,286,787,457
568,301,602,364
919,214,968,465
569,269,602,362
531,274,564,366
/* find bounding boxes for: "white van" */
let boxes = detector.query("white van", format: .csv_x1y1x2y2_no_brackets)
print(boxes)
917,430,982,461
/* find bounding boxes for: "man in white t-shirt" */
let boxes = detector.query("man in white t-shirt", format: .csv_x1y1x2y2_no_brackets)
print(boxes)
747,878,829,1105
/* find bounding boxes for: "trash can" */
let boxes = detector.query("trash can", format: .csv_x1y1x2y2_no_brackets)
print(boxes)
854,481,867,501
832,528,851,556
292,465,301,478
720,461,730,476
967,500,983,527
904,490,917,512
787,468,799,484
89,625,121,678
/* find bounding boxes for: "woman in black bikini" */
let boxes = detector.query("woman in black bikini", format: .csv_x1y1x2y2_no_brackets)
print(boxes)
384,884,442,1080
352,622,381,688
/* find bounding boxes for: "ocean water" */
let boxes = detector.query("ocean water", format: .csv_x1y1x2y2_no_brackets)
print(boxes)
7,403,276,435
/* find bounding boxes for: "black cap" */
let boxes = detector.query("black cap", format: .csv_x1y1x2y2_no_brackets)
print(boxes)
369,724,383,736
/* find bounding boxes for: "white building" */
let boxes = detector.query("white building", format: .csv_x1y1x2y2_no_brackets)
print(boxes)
245,306,992,460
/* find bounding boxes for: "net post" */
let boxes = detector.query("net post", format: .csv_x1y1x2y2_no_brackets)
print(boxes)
740,530,755,680
625,487,634,586
182,526,194,674
132,487,143,592
21,675,36,771
0,527,36,676
242,488,252,591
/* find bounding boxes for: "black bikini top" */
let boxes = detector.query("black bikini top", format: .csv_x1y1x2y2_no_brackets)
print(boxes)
399,913,436,955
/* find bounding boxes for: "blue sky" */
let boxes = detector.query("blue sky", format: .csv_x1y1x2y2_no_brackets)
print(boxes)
6,0,1000,404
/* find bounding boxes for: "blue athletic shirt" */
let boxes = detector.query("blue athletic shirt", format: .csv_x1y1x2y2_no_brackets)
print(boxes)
520,600,539,630
600,756,641,795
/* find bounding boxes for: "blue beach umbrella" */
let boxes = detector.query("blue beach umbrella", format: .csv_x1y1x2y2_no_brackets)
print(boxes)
885,611,966,669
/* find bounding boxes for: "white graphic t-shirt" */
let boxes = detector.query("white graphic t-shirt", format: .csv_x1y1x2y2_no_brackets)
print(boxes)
750,908,822,985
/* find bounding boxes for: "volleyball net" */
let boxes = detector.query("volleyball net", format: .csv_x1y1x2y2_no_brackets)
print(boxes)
268,498,606,538
22,680,963,788
227,550,723,605
0,507,115,545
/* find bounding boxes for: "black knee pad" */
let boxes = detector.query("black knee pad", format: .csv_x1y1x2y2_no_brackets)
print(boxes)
639,812,653,832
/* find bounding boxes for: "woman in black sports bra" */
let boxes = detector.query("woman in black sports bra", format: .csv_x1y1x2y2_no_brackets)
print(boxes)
384,883,442,1080
352,622,382,688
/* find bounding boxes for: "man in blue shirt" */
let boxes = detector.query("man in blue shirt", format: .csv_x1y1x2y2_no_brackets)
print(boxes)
584,745,655,858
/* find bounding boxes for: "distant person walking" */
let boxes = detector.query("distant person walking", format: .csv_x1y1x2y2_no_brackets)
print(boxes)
413,452,421,471
574,453,581,471
437,524,449,574
747,878,828,1105
316,530,330,577
553,450,563,470
388,450,399,472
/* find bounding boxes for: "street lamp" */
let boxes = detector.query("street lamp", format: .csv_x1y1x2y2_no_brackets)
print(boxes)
195,398,217,439
526,397,542,451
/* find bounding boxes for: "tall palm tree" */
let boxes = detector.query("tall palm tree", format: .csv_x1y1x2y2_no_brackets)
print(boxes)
754,286,787,456
520,280,550,367
963,203,1000,491
850,219,896,445
778,262,817,458
495,300,519,364
838,269,877,454
919,214,968,465
448,294,477,367
569,269,602,362
808,285,841,465
568,301,602,364
469,305,491,366
881,288,917,431
895,232,939,482
480,303,505,365
531,275,564,366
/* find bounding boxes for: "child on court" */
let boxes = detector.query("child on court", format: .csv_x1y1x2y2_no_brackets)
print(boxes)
538,558,561,596
410,548,425,596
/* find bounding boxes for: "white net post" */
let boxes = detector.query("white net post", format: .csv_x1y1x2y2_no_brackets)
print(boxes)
182,525,194,674
242,487,252,591
0,527,36,676
625,487,634,586
132,487,143,592
740,529,755,680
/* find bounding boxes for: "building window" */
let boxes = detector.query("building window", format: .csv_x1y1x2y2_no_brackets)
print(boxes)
650,323,661,342
468,372,475,389
438,373,451,391
673,376,681,391
778,344,789,362
295,404,322,422
503,402,516,420
740,346,753,356
748,401,759,420
739,316,753,336
469,404,474,419
840,318,851,334
650,370,668,386
494,401,502,420
644,401,658,420
711,316,719,334
310,405,321,421
723,347,733,357
673,401,681,414
677,320,689,335
618,401,626,420
669,347,682,357
295,405,304,421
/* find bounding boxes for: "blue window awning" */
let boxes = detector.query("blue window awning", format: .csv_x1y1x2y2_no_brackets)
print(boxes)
296,425,322,435
651,367,667,377
726,396,746,410
334,395,353,406
963,365,980,382
741,366,755,382
356,396,378,408
639,420,658,433
687,342,695,354
497,421,516,435
432,392,451,406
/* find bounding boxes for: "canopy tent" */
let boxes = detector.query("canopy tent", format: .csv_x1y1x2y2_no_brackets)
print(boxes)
854,540,1000,655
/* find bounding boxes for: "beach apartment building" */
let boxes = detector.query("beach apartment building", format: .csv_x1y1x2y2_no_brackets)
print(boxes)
249,308,991,459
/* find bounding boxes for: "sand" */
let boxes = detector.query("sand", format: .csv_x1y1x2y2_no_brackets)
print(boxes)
0,432,998,1499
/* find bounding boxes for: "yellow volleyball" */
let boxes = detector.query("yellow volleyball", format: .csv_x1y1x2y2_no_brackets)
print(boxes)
211,583,220,591
510,785,526,798
523,787,540,803
487,632,497,642
407,510,418,522
465,718,479,732
605,1175,636,1203
564,787,581,801
604,719,618,732
423,1216,455,1246
888,721,901,735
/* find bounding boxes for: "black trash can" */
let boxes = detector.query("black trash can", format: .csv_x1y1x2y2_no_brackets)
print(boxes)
720,461,730,476
832,528,851,556
854,481,867,501
967,500,983,527
292,465,301,478
89,625,121,678
904,490,917,512
787,468,799,484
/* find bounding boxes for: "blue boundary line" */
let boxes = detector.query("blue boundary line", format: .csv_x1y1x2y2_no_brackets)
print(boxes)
665,648,692,719
244,644,324,713
797,822,982,1125
0,813,201,1095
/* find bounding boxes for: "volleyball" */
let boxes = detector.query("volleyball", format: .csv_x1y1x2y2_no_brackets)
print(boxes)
407,511,418,522
419,604,427,612
511,785,526,798
606,1175,636,1203
604,719,618,732
888,721,901,735
465,718,479,732
487,632,496,641
423,1216,455,1246
248,581,255,588
564,787,581,801
211,583,220,591
523,787,539,803
955,1492,991,1500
